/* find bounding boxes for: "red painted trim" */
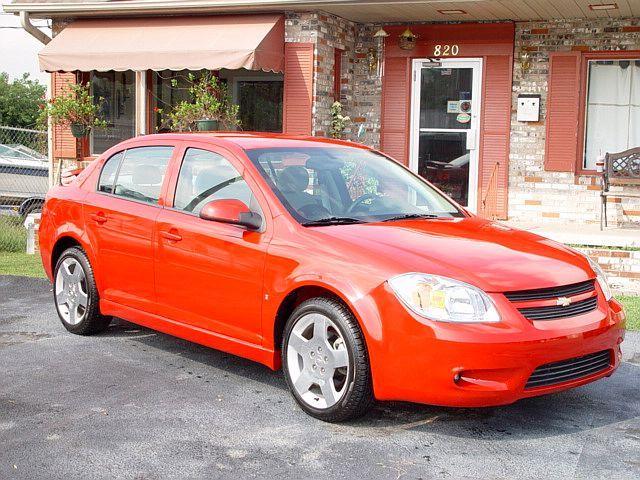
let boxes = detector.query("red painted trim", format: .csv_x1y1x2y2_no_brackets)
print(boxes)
576,50,640,175
384,22,514,58
333,47,343,102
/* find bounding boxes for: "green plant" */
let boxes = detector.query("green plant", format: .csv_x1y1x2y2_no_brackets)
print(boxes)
166,73,240,131
330,101,350,139
42,83,107,131
0,72,46,129
0,215,27,253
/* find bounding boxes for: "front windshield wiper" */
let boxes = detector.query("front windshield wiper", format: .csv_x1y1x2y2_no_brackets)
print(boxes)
381,213,441,222
302,216,366,227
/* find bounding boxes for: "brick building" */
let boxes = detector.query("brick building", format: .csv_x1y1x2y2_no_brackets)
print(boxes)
5,0,640,226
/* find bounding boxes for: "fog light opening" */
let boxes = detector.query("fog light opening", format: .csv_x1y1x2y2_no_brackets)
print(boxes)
453,373,462,384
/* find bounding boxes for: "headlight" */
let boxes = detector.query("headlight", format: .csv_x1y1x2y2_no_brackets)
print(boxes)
584,255,612,301
388,273,500,324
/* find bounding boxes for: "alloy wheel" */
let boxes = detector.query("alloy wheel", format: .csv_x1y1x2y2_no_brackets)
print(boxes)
286,313,350,409
55,257,89,325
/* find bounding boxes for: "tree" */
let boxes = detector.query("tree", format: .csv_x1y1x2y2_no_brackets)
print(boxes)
0,72,46,128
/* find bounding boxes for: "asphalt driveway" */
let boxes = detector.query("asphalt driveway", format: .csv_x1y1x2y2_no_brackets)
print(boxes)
1,275,639,480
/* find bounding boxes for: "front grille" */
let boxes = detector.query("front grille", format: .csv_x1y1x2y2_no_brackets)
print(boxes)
504,280,595,302
525,350,611,389
518,296,598,321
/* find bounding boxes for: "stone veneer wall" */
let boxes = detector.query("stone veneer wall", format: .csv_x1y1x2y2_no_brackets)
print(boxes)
509,18,640,226
285,13,383,146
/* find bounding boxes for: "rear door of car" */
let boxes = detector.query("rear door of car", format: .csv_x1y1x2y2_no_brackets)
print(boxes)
153,141,272,345
83,142,176,314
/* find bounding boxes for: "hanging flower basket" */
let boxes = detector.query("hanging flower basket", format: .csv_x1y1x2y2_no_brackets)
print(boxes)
399,28,418,50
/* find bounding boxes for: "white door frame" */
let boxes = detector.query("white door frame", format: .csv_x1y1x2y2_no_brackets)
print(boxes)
409,57,483,212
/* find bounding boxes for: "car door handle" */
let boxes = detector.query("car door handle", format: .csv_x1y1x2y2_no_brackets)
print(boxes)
160,230,182,242
91,212,107,224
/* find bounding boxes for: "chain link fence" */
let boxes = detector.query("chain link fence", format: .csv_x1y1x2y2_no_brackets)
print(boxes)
0,126,49,217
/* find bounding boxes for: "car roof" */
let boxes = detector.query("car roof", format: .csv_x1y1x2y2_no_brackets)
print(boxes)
122,132,374,152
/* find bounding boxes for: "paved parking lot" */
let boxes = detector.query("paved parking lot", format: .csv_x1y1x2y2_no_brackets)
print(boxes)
1,275,639,480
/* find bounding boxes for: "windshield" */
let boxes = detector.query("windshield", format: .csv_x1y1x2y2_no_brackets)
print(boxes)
245,146,464,226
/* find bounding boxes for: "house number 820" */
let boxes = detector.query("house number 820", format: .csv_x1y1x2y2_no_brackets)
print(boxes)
433,44,460,57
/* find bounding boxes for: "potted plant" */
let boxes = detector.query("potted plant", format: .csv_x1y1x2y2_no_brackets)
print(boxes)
330,101,350,139
43,83,107,138
166,73,240,132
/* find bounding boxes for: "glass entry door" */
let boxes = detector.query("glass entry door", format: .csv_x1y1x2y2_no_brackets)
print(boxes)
410,58,482,211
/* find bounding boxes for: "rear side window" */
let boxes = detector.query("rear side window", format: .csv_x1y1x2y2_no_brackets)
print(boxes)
97,151,124,194
112,146,174,204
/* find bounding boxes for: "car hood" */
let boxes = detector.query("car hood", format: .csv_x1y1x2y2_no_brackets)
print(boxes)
312,216,594,293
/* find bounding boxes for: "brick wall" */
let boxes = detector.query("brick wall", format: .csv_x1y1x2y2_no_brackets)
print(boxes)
576,246,640,296
285,12,357,137
509,18,640,226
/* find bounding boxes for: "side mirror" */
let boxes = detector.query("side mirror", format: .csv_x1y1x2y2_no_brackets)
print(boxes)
199,199,262,231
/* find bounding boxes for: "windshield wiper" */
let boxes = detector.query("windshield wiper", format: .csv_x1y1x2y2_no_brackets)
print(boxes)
302,216,365,227
381,213,441,222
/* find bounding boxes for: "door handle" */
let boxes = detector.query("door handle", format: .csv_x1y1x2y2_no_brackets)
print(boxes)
91,212,107,224
160,230,182,242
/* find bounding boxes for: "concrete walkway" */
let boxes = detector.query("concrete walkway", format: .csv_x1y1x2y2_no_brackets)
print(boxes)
506,221,640,248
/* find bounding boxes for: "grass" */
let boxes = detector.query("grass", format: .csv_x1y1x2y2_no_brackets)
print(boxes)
0,214,28,252
620,296,640,331
0,251,45,278
0,214,46,278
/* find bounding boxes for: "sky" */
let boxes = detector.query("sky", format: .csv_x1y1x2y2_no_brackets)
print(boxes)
0,1,50,84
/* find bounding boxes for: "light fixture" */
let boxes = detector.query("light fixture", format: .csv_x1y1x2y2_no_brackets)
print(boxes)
588,3,618,10
437,9,468,15
372,27,389,77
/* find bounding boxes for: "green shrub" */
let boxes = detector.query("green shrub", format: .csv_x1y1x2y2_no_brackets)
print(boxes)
0,215,27,253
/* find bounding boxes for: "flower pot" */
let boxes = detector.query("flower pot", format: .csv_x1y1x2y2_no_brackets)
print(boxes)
70,123,90,138
196,119,219,132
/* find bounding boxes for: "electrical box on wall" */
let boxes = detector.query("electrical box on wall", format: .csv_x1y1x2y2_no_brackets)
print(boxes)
517,94,541,122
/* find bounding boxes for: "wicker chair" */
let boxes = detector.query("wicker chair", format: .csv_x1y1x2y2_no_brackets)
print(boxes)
600,147,640,230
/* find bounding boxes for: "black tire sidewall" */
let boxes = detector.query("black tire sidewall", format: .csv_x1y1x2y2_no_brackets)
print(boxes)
282,298,368,420
53,247,103,334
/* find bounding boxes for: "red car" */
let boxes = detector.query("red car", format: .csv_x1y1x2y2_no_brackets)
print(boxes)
39,133,626,422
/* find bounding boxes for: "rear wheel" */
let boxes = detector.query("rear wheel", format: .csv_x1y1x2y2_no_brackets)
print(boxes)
282,297,373,422
53,247,111,335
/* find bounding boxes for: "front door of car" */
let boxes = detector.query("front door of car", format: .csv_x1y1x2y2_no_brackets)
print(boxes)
83,145,175,314
154,145,270,345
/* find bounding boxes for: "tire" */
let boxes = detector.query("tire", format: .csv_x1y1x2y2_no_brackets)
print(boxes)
282,297,373,422
53,247,111,335
22,202,43,218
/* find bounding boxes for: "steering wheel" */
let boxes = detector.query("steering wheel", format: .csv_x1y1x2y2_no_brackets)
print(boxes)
298,203,331,220
347,193,379,214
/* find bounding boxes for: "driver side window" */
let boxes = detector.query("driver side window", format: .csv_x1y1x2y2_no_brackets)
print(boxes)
174,148,257,216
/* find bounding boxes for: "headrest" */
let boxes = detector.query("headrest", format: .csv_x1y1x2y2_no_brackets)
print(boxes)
277,165,309,193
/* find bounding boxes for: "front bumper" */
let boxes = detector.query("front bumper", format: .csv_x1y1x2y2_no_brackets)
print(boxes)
364,285,626,407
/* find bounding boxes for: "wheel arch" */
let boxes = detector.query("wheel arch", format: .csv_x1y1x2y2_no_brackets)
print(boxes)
51,235,83,273
271,280,382,360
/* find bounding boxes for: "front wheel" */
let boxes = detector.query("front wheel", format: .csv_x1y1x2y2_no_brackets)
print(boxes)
53,247,111,335
282,297,373,422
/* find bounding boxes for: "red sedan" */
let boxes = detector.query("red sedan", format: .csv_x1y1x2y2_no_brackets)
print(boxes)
39,133,626,422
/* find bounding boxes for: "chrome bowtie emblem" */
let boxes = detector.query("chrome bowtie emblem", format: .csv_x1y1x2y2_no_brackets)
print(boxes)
556,297,572,307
